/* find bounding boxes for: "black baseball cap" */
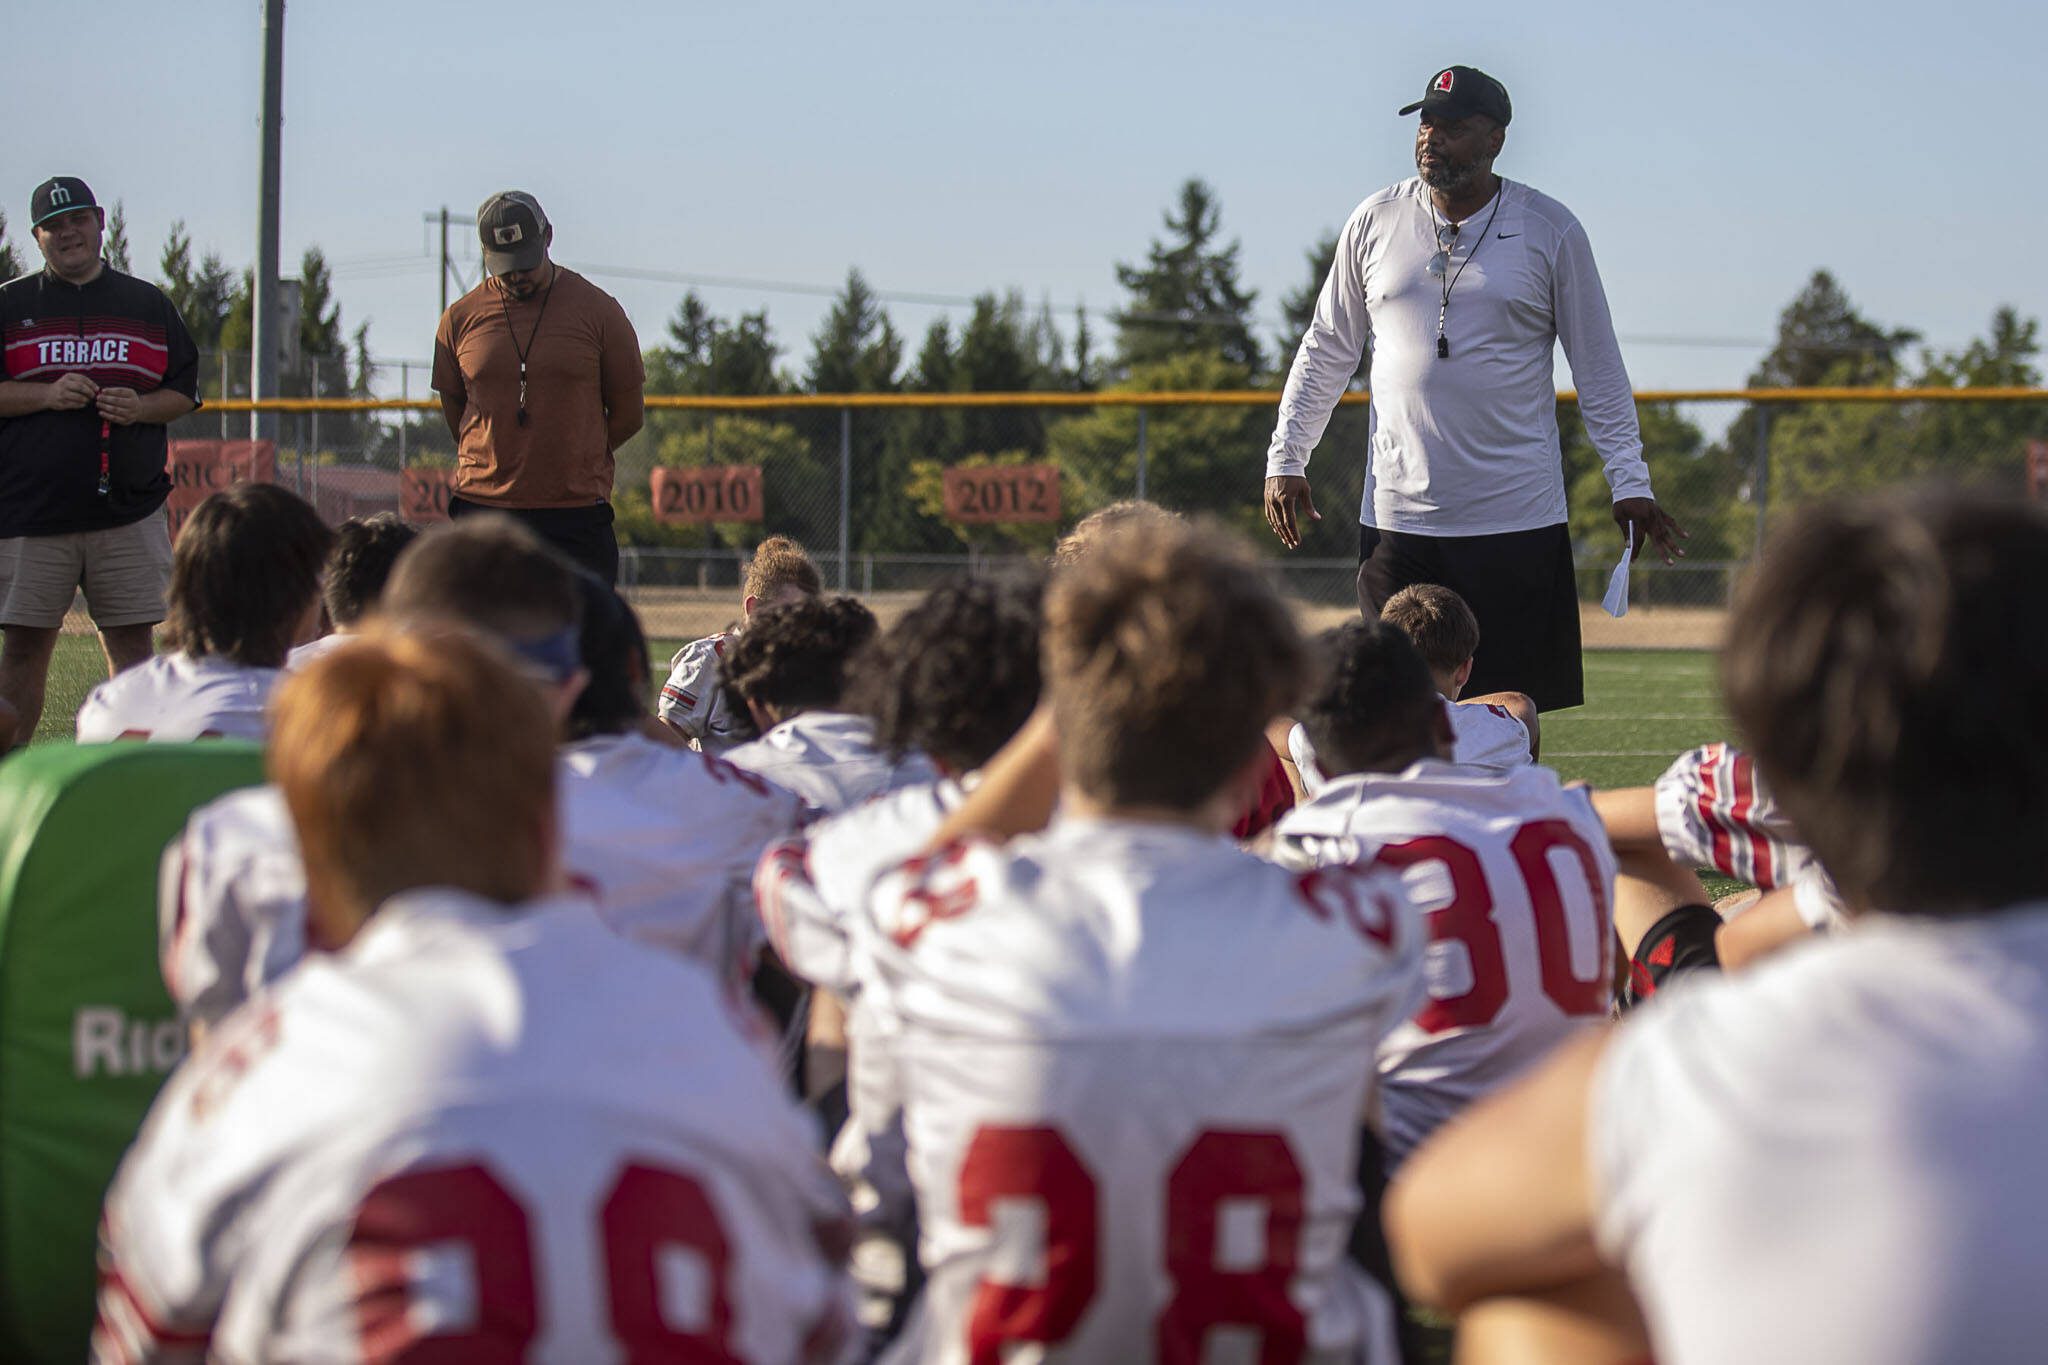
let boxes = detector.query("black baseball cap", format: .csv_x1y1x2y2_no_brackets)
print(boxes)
1398,67,1512,126
30,176,100,228
477,191,550,275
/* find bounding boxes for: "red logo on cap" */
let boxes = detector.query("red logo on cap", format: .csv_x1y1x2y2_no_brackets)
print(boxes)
1435,69,1455,92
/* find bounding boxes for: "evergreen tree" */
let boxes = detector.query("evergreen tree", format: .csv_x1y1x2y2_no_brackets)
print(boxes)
806,269,901,393
1112,179,1262,377
294,247,347,397
1748,269,1918,388
0,210,21,279
158,222,239,357
1069,303,1097,392
103,201,133,273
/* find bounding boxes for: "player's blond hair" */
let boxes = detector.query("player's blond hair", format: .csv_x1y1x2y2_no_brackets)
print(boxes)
1046,517,1303,810
744,535,823,602
1050,500,1181,569
269,624,557,944
1380,583,1480,676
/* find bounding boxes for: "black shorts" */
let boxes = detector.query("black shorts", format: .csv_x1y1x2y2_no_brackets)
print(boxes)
448,496,618,586
1359,522,1583,711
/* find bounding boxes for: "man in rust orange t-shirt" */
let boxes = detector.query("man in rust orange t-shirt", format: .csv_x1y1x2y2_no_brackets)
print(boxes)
432,191,643,583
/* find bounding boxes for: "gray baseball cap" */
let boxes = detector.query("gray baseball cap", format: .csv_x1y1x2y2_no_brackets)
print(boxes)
477,191,550,275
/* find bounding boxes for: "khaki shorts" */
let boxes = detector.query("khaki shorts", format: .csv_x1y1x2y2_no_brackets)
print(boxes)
0,510,174,630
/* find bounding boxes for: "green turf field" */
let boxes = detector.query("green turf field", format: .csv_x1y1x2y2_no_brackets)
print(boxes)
37,635,1731,792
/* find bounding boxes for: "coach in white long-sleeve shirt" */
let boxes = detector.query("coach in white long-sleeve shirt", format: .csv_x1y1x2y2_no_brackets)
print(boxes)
1264,65,1684,710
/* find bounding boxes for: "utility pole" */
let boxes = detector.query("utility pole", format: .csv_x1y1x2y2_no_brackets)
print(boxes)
251,0,285,444
424,208,478,316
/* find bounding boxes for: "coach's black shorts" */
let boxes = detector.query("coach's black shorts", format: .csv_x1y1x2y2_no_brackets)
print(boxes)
449,495,619,586
1359,522,1583,711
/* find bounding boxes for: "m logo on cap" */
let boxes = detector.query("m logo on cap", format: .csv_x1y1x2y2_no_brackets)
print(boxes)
494,224,524,245
1434,69,1455,92
50,185,72,206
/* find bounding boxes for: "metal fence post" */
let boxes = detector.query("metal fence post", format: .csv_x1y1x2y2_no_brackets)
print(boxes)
838,406,852,590
1136,406,1149,501
1750,404,1771,562
309,357,320,467
398,362,409,469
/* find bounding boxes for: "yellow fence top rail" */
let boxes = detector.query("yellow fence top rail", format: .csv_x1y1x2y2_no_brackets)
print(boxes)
202,386,2048,414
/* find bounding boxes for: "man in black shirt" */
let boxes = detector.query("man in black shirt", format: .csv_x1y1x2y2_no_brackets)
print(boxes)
0,177,199,743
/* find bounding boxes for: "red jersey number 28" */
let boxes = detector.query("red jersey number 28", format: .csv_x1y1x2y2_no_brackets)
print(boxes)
957,1125,1307,1363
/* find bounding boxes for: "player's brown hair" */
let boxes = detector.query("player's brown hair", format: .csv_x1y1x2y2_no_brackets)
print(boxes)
380,515,581,650
269,625,557,944
743,535,823,602
1301,620,1444,777
1049,500,1180,569
1380,583,1480,677
1046,517,1304,811
1723,488,2048,916
165,483,333,668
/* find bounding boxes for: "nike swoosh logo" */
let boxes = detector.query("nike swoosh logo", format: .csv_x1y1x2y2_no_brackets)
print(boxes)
1497,232,1521,239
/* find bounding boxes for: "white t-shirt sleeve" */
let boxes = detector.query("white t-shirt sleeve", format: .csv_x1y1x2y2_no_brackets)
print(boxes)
1267,203,1372,479
1550,217,1651,505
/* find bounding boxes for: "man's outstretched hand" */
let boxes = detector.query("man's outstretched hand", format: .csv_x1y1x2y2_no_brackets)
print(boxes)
1264,475,1320,550
1614,497,1687,565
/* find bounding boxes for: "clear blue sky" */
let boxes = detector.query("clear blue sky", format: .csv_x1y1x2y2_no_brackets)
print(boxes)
7,0,2042,397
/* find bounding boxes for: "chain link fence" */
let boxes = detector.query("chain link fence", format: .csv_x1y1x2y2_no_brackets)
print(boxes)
32,379,2048,741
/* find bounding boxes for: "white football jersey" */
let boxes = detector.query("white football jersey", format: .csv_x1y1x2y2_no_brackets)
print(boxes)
757,778,968,1246
557,732,805,974
160,785,306,1031
1592,906,2048,1365
96,890,852,1365
158,737,804,1029
1446,700,1533,772
657,631,750,754
76,653,279,743
1286,700,1531,798
725,712,939,818
1271,759,1616,1163
844,817,1423,1364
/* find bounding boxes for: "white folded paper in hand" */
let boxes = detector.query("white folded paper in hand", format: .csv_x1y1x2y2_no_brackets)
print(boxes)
1602,526,1634,618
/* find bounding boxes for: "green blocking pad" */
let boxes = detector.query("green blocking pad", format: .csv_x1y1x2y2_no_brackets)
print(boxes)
0,742,265,1362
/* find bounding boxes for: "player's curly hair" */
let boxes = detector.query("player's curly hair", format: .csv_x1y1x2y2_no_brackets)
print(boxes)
1300,620,1443,777
719,594,879,723
849,568,1045,773
1049,499,1181,569
1381,582,1480,676
743,535,823,603
1047,517,1304,811
1724,487,2048,915
166,483,333,668
321,513,418,627
565,571,651,741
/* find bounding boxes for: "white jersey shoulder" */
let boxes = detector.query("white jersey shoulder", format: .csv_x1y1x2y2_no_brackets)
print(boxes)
1447,699,1533,772
557,731,803,974
76,653,279,743
159,784,304,1031
856,818,1423,1363
96,891,852,1365
1272,759,1616,1163
283,633,351,672
724,711,939,817
1593,907,2048,1365
657,631,750,754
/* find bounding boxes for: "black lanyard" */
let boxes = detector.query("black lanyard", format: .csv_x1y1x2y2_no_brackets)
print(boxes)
496,271,556,427
1430,190,1503,360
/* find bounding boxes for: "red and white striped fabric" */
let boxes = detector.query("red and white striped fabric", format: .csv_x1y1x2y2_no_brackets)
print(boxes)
1652,742,1811,891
